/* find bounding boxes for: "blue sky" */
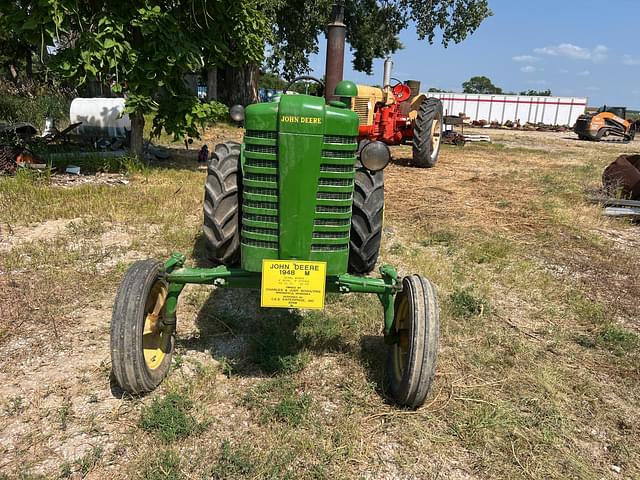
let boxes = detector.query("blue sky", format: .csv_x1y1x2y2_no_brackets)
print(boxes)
308,0,640,108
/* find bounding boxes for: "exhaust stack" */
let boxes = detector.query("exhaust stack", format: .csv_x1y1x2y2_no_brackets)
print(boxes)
324,1,346,103
383,57,393,88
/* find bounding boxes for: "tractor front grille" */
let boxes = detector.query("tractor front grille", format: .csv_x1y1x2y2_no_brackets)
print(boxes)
242,129,279,252
324,135,357,144
353,97,370,125
312,138,357,253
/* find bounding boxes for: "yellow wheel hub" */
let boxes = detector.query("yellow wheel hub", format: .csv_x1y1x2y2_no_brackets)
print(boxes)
142,281,169,370
392,293,411,380
431,118,441,153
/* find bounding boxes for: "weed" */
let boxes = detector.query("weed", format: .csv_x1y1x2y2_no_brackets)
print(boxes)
58,400,72,430
172,354,184,370
76,446,103,476
295,311,343,352
388,243,406,255
209,439,255,479
5,395,24,415
466,236,512,264
243,377,311,426
449,288,491,318
139,392,202,442
136,449,183,480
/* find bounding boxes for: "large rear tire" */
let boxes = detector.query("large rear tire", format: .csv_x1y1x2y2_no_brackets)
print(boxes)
348,163,384,274
412,98,443,168
203,142,241,265
111,259,173,394
386,275,439,409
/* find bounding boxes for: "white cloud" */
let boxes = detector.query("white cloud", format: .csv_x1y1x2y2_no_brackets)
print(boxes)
559,69,569,74
513,55,540,63
520,65,537,73
592,45,608,63
577,70,590,76
585,86,600,92
534,43,607,62
623,55,640,66
633,90,640,96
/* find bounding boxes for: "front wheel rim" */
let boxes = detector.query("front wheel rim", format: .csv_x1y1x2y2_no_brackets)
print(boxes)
391,293,411,381
431,117,441,157
142,280,169,370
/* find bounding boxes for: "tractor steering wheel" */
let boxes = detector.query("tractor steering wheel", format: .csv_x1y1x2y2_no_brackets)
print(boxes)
284,76,325,97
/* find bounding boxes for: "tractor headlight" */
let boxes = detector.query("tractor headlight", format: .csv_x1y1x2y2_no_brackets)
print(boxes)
230,105,245,122
360,140,391,172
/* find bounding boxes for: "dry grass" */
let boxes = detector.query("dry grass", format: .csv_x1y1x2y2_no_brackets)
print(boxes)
0,128,639,479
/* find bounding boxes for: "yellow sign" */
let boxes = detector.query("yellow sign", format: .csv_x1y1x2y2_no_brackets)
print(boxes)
261,259,327,309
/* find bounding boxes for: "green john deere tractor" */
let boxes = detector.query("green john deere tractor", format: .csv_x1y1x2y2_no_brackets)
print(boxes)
110,3,439,409
110,79,439,408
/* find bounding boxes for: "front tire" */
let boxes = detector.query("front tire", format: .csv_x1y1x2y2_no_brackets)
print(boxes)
203,142,241,265
111,259,174,394
348,163,384,274
412,98,443,168
386,275,439,408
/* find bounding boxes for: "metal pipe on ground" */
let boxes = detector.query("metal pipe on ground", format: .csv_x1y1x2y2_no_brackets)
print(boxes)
324,1,346,103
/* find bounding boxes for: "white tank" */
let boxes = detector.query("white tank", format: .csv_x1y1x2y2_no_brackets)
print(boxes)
69,98,131,137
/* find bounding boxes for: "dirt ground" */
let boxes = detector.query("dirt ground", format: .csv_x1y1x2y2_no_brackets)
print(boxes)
1,128,639,479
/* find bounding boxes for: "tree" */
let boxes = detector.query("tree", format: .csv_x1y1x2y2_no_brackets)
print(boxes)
428,87,447,93
266,0,492,78
462,76,503,94
519,89,552,96
0,1,268,156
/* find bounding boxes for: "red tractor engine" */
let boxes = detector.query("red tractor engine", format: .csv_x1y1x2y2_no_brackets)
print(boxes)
352,59,444,168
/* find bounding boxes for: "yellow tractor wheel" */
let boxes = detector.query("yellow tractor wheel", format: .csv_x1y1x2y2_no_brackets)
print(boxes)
111,259,174,394
386,275,439,408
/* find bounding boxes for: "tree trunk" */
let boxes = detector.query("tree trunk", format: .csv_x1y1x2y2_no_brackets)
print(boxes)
206,67,217,101
130,112,145,158
217,64,259,106
25,51,33,79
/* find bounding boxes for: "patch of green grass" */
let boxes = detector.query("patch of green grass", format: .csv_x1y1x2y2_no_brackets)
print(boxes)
136,449,184,480
569,294,606,325
420,230,457,247
243,377,311,426
139,392,202,442
597,324,639,356
208,439,255,479
449,288,491,318
466,236,512,264
250,315,309,374
295,311,344,352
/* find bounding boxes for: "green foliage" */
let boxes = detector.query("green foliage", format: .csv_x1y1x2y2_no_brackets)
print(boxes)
462,76,503,94
267,0,492,77
209,440,255,479
520,89,552,96
244,378,311,426
0,1,267,143
151,97,228,142
138,449,184,480
449,288,491,318
259,71,288,90
428,87,447,93
597,324,639,356
139,392,202,442
0,88,70,128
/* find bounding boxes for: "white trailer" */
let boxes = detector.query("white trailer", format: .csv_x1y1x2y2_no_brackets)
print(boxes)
425,93,588,126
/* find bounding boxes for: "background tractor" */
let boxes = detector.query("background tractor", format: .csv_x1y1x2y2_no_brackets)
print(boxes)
110,2,440,409
352,58,444,168
574,105,637,143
